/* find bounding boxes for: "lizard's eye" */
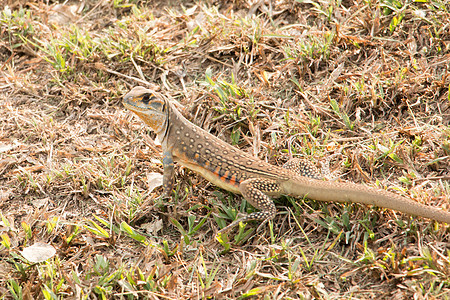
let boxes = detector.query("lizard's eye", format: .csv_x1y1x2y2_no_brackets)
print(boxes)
141,93,156,104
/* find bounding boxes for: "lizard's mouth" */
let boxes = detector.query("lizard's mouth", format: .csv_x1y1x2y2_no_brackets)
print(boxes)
123,99,165,116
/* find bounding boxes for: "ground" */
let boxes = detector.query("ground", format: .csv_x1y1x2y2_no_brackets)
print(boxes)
0,0,450,299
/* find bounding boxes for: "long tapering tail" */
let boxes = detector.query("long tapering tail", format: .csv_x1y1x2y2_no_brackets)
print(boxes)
282,177,450,223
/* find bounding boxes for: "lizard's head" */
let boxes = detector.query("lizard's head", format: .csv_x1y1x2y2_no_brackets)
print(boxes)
123,86,168,135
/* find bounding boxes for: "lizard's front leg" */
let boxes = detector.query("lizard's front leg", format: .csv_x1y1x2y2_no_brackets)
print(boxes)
217,178,280,234
162,150,175,198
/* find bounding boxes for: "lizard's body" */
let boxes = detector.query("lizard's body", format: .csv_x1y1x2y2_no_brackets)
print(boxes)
123,86,450,233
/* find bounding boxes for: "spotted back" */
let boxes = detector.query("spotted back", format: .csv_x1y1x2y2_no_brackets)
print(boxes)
165,104,291,189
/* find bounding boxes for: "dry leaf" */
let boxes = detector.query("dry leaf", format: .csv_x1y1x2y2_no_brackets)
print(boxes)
31,198,49,208
147,172,163,193
48,3,84,25
0,140,19,153
21,242,56,263
141,219,163,234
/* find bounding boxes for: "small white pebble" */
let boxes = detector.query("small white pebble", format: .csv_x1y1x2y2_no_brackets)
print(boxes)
413,10,426,18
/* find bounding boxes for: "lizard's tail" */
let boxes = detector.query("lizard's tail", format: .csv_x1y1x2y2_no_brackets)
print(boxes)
283,177,450,223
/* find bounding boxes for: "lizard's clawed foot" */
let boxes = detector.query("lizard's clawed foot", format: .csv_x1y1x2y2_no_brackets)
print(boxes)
255,218,270,233
320,152,343,181
216,220,241,238
215,216,272,241
156,190,173,202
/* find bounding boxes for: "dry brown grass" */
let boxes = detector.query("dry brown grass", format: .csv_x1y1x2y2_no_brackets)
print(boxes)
1,0,450,299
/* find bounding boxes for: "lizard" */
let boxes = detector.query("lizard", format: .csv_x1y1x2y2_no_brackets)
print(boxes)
123,86,450,234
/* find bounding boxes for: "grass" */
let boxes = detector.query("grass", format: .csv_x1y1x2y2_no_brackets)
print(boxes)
1,0,450,298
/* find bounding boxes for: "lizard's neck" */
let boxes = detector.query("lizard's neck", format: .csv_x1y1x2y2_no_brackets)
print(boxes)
154,115,169,145
158,102,185,145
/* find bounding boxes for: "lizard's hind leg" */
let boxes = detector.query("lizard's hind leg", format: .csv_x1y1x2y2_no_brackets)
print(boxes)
282,158,322,179
217,178,280,235
283,154,342,180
